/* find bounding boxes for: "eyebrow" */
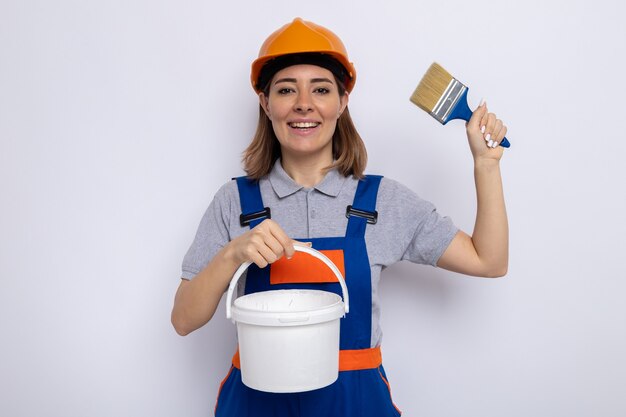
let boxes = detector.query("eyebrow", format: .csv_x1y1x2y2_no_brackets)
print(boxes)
273,77,334,85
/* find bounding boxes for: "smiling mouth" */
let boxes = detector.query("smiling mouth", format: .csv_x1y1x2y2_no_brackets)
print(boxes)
288,122,320,129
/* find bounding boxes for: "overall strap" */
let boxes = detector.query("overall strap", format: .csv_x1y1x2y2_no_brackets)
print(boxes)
346,175,383,238
235,176,271,229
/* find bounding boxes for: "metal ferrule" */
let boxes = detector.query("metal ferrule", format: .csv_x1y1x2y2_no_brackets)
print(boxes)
430,78,467,124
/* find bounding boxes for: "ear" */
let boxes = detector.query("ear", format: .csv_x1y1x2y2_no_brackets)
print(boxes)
259,92,271,119
339,92,349,116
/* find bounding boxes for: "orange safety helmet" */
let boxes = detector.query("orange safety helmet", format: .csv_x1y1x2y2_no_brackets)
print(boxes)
251,18,356,93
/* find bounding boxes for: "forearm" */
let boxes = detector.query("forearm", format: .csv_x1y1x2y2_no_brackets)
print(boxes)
171,220,304,335
471,159,509,276
171,245,240,335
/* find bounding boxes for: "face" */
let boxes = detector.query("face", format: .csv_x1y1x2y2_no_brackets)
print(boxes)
259,64,348,162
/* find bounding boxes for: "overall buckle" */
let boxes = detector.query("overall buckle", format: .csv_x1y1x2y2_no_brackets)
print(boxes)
240,207,271,227
346,205,378,224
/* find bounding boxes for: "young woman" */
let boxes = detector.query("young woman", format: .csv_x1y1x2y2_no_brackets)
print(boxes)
172,17,508,417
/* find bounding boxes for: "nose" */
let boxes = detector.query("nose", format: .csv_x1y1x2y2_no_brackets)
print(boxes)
294,90,313,113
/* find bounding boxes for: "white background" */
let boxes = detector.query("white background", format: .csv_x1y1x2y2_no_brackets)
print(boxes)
1,0,625,416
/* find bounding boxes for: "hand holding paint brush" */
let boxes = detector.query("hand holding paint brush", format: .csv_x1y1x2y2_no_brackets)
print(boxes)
410,62,511,149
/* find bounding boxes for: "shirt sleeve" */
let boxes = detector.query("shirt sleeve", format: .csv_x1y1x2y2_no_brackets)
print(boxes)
180,182,236,280
374,178,459,267
400,201,458,266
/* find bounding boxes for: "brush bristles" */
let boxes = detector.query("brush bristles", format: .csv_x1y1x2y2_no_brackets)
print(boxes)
410,62,454,113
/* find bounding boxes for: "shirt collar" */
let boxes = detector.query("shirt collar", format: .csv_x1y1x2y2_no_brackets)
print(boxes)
268,159,348,198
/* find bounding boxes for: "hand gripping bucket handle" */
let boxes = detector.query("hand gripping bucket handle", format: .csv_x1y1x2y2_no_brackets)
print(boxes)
226,245,350,320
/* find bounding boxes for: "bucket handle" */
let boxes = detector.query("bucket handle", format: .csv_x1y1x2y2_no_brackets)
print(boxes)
225,245,350,320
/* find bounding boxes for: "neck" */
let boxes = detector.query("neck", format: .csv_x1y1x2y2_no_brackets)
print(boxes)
281,153,332,188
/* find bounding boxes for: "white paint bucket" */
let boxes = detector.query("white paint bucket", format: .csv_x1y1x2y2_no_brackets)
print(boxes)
226,246,349,393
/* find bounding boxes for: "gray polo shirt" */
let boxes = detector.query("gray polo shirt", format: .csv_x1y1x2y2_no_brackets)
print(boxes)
182,160,458,347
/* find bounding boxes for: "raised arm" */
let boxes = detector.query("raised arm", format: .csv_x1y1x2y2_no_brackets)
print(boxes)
437,101,509,278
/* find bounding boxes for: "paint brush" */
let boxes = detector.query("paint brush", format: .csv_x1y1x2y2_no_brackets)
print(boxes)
410,62,510,148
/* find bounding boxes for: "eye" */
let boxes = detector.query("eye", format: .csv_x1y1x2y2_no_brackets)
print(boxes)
277,88,294,95
314,87,330,94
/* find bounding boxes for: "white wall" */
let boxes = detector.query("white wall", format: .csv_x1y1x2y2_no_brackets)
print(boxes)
1,0,625,416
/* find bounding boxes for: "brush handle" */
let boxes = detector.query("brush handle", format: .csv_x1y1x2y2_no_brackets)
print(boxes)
446,89,511,148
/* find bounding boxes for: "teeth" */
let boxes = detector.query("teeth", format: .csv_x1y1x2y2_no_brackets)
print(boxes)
289,122,319,128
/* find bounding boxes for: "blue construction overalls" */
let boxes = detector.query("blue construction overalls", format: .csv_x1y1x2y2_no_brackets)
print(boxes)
214,175,401,417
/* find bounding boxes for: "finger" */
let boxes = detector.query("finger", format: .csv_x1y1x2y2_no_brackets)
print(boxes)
257,242,280,265
488,120,502,148
491,119,504,143
249,250,269,269
280,240,314,260
483,113,497,147
265,220,296,259
468,100,487,130
242,233,276,265
263,235,286,259
468,100,487,128
492,125,507,148
293,240,313,249
251,226,287,261
479,101,489,133
488,119,503,148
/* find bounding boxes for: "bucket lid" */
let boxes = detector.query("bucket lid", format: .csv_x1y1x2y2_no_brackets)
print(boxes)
231,289,344,327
